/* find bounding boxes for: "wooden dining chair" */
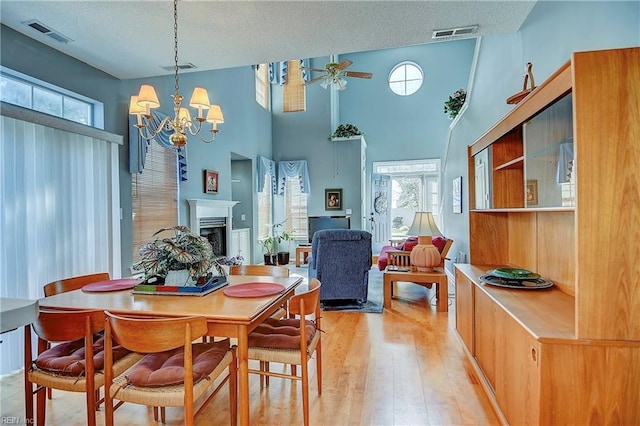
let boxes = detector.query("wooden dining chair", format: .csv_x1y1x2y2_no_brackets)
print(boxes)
42,272,111,400
43,272,110,297
228,264,289,277
24,309,141,426
247,278,322,426
104,312,237,426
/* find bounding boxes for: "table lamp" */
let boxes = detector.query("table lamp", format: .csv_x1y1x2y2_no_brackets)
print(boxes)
407,212,443,272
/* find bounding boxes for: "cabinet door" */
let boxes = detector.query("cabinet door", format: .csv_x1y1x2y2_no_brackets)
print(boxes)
474,290,498,392
495,312,541,424
455,269,474,354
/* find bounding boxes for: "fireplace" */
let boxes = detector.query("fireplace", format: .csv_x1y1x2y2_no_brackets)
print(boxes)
187,199,238,257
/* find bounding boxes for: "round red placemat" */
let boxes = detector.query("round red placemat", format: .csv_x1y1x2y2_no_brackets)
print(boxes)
223,282,285,298
82,278,141,292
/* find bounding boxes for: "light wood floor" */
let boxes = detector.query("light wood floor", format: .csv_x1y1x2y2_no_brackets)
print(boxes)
0,283,498,425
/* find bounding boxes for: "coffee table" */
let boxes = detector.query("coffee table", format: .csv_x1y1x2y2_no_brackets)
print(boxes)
383,267,448,312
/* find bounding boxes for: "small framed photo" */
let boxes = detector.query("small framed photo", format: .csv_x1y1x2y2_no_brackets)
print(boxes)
453,176,462,214
526,179,538,206
204,169,219,194
325,188,342,210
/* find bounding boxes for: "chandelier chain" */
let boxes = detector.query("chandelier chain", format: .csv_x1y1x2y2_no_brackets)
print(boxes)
173,0,179,96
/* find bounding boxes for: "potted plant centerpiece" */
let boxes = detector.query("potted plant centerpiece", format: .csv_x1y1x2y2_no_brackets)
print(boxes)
133,225,219,286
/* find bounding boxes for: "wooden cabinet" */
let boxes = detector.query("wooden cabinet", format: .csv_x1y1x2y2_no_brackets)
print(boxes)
456,47,640,424
230,228,250,263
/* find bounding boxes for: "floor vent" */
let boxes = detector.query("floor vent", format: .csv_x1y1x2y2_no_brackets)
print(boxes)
22,20,73,44
432,25,478,40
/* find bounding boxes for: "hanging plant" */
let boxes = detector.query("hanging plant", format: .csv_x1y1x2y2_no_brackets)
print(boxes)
329,123,364,140
444,88,467,119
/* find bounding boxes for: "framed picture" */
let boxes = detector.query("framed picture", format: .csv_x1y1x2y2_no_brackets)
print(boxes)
526,179,538,206
453,176,462,214
325,188,342,210
204,170,219,194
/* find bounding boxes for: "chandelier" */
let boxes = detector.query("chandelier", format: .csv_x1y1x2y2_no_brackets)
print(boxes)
128,0,224,147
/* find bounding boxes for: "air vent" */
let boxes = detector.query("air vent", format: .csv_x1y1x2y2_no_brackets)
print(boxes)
22,20,73,44
161,63,197,71
432,25,478,40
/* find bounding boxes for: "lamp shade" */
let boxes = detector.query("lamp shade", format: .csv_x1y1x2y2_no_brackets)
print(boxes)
137,85,160,109
177,107,192,124
407,212,442,238
206,105,224,124
128,96,146,115
189,87,211,109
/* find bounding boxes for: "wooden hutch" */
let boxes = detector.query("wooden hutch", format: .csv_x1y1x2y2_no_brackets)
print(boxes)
455,47,640,424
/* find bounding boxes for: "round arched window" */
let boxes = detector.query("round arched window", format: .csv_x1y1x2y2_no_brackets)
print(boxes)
388,61,424,96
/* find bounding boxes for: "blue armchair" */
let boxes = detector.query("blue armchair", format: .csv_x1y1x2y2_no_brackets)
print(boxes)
308,229,372,303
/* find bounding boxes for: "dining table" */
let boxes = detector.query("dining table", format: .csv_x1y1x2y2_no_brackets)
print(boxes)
38,274,304,426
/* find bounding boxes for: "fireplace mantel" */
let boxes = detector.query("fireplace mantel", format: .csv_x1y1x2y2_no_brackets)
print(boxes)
187,199,239,246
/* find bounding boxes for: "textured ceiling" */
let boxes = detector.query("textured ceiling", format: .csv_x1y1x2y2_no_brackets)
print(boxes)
1,1,536,79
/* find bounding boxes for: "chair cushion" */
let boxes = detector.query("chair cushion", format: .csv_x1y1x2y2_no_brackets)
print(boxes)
248,318,317,350
35,336,130,376
125,338,230,388
403,237,419,251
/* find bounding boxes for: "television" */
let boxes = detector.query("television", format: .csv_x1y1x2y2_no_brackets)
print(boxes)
308,215,351,243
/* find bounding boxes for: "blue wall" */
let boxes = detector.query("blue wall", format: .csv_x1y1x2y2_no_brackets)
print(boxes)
271,40,476,232
445,0,640,263
2,0,638,273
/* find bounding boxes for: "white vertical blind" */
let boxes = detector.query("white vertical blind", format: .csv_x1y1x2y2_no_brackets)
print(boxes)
0,113,120,375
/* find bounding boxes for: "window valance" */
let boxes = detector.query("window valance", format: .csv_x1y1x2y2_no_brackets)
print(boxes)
269,59,310,85
128,111,188,182
257,156,277,194
278,160,310,195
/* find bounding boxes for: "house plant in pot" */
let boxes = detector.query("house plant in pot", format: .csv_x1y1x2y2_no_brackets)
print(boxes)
274,223,295,265
260,236,277,265
133,225,220,285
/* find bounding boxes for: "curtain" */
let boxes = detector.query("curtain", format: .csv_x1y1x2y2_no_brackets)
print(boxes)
269,59,310,85
257,156,277,195
278,160,310,195
128,111,188,182
0,114,119,375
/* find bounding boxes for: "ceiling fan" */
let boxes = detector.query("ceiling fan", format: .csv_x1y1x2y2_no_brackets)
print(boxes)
304,59,373,90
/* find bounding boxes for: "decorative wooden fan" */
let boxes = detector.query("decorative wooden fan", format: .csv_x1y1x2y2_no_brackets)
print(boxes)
304,59,372,89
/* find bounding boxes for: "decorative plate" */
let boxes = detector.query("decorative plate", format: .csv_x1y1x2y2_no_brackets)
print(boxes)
82,278,141,292
223,282,285,298
486,267,540,280
480,275,553,290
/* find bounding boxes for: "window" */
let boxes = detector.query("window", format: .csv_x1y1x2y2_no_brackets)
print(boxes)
255,63,270,110
0,68,95,126
284,176,308,240
374,159,441,236
388,61,424,96
283,60,306,113
257,173,273,240
132,141,178,262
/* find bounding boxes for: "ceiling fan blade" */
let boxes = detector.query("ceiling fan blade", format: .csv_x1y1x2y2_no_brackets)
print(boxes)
302,67,328,72
344,71,373,79
336,59,353,70
305,76,325,85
